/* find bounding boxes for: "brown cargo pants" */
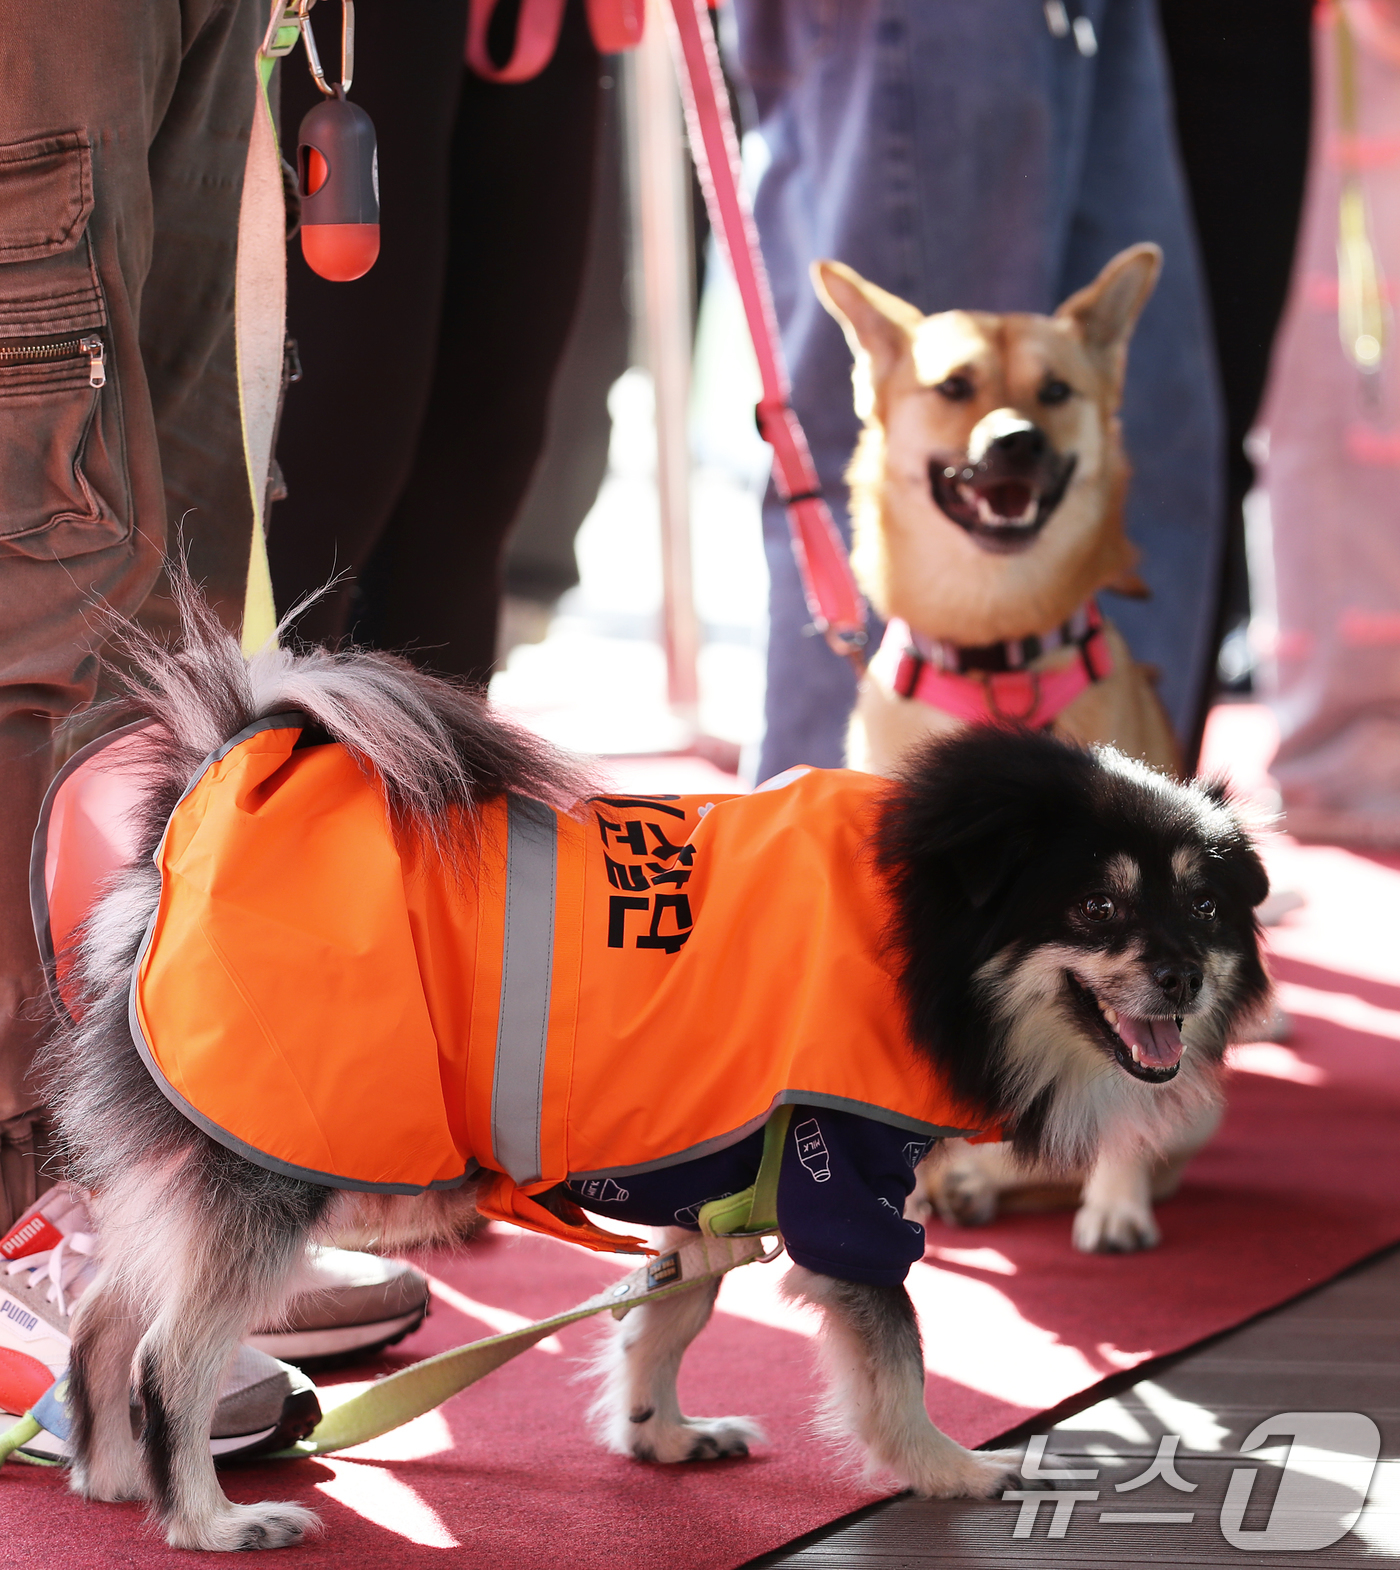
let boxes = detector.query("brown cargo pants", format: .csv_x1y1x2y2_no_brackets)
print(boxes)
0,0,265,1228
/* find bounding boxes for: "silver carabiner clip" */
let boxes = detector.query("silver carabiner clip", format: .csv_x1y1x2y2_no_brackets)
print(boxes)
297,0,354,97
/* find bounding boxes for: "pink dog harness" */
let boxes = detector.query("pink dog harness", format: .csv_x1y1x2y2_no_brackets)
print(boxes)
881,600,1113,730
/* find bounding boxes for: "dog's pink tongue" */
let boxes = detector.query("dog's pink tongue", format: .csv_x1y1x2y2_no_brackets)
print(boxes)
1115,1014,1184,1068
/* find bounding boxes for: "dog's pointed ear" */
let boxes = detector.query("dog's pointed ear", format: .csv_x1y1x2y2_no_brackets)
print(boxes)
952,839,1023,911
941,812,1033,911
812,260,922,397
1198,778,1272,909
1055,243,1162,393
1223,838,1271,911
1104,566,1151,599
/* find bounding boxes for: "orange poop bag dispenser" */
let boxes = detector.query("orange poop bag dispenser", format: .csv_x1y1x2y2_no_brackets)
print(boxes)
297,89,379,281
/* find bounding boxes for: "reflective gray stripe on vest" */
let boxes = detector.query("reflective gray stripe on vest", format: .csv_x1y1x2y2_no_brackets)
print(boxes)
490,795,558,1184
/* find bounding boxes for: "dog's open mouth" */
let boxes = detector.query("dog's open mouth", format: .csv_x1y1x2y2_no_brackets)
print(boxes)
930,453,1076,555
1066,973,1184,1084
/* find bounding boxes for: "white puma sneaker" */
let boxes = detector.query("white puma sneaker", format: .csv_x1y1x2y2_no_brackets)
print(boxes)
245,1243,431,1367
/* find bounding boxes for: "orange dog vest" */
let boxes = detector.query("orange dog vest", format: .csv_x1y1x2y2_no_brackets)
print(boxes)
43,717,991,1242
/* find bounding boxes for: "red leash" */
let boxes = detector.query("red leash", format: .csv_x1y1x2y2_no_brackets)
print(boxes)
466,0,869,669
662,0,867,667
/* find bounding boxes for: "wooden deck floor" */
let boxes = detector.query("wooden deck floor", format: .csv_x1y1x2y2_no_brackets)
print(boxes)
746,1245,1400,1568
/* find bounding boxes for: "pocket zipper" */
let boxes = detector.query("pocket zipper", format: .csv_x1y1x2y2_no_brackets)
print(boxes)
0,334,106,388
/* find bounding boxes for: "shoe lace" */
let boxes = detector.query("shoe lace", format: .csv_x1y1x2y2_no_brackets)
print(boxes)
5,1231,101,1319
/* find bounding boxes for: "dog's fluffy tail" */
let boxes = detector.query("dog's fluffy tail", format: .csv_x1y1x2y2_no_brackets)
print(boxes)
69,565,591,928
98,563,589,833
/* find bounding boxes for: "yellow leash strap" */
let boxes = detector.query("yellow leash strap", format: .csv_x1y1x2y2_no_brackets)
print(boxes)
0,1415,47,1467
696,1105,793,1238
274,1111,796,1456
236,5,302,656
268,1108,793,1457
269,1230,780,1459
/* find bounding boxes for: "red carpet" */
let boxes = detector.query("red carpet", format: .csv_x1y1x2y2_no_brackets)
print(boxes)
8,708,1400,1566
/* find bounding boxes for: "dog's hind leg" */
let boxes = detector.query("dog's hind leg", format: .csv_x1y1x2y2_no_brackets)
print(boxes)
120,1153,330,1550
785,1267,1025,1497
591,1228,764,1464
67,1265,150,1502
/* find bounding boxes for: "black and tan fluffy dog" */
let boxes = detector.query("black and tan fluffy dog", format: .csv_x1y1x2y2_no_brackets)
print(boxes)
42,592,1269,1550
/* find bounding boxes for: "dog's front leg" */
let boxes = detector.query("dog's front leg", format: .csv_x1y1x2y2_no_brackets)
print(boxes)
912,1138,1007,1228
592,1227,763,1463
785,1267,1023,1497
1073,1100,1222,1252
1072,1147,1158,1253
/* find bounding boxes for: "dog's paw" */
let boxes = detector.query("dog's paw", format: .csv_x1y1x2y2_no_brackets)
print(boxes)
165,1501,321,1552
626,1412,765,1464
928,1163,999,1229
1072,1196,1160,1253
904,1444,1025,1499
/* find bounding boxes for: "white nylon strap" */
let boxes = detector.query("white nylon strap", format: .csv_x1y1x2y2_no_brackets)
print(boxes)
236,6,300,655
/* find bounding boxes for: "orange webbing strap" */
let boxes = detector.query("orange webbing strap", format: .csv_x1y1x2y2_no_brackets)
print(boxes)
474,1170,653,1255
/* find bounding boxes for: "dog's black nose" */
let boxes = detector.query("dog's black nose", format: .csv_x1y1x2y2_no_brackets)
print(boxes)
1152,962,1203,1006
986,424,1048,464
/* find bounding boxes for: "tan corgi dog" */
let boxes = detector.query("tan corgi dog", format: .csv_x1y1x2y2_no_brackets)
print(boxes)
814,242,1179,778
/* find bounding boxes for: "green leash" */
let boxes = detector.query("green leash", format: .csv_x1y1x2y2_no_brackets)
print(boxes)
0,1415,49,1466
271,1109,793,1459
0,1111,793,1467
696,1106,792,1238
271,1229,780,1459
0,1232,782,1469
275,1110,793,1459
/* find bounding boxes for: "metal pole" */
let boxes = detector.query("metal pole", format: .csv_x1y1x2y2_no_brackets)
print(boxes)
630,0,700,723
